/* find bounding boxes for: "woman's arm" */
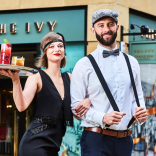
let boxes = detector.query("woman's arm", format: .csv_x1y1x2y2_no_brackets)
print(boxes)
0,70,38,112
73,98,91,117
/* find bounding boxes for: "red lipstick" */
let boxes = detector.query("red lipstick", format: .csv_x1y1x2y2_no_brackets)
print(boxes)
54,53,61,56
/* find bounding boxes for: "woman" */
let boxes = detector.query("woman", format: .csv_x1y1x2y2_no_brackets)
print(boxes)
0,32,91,156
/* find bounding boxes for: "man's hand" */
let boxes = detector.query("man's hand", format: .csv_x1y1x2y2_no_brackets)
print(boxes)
134,107,148,122
103,111,126,125
73,98,91,117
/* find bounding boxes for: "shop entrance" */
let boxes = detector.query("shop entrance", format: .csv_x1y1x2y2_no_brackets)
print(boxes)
0,43,40,156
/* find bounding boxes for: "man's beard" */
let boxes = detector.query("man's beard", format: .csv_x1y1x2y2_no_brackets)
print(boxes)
95,30,117,46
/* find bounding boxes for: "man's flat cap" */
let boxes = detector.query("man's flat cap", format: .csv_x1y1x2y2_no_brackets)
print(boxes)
92,9,119,26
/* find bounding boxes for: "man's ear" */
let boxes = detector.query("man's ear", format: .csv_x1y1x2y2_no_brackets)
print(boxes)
117,24,119,31
90,27,96,35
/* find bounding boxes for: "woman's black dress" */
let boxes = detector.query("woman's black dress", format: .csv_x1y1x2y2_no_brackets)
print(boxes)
19,70,73,156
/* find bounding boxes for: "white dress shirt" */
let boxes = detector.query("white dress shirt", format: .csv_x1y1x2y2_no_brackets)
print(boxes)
70,44,145,130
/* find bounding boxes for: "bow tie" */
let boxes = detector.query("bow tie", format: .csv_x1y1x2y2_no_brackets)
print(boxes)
102,49,119,58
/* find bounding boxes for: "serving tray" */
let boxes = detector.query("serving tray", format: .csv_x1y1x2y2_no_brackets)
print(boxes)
0,64,38,76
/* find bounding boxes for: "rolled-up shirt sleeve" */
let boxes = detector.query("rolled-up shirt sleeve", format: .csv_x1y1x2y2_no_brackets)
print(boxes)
131,57,146,124
70,60,106,128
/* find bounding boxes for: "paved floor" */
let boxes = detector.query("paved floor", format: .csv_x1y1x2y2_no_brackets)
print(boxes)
132,150,153,156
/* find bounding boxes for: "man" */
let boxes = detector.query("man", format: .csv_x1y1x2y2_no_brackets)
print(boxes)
70,9,147,156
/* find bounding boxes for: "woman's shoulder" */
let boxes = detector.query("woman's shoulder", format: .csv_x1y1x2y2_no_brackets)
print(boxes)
27,72,41,83
61,72,71,81
67,72,71,80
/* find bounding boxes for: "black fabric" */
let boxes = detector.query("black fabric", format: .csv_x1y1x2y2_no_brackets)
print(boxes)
81,130,133,156
19,70,73,156
87,54,119,127
123,53,140,128
87,54,120,112
56,32,66,49
87,53,140,129
123,53,140,107
43,39,64,51
63,72,73,126
33,70,73,126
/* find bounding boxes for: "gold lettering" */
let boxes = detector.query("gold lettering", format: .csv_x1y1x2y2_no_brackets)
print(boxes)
146,55,153,57
134,50,136,53
152,49,154,52
47,21,56,31
137,50,140,53
145,49,147,52
25,23,30,33
10,23,17,34
34,22,44,32
148,49,150,52
0,24,6,34
141,49,143,53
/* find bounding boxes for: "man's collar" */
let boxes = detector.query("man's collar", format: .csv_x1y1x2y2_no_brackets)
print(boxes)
97,44,118,53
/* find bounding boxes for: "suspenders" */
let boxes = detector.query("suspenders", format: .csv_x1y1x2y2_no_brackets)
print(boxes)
87,53,140,129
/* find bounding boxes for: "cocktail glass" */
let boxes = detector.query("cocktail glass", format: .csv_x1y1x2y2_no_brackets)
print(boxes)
11,56,25,66
0,43,11,64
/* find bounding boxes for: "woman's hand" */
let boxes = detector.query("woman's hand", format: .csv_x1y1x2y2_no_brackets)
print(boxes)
0,69,38,112
0,69,19,82
73,98,91,117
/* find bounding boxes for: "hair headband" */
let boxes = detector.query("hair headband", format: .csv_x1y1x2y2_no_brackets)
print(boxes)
43,39,65,51
56,32,66,49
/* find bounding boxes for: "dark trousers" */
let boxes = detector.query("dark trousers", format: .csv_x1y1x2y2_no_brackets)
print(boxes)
80,130,133,156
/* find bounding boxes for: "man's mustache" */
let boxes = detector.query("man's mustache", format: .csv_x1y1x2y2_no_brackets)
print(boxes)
101,32,113,36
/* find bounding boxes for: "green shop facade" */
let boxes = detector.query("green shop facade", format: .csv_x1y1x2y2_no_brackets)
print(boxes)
0,7,87,156
129,9,156,156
